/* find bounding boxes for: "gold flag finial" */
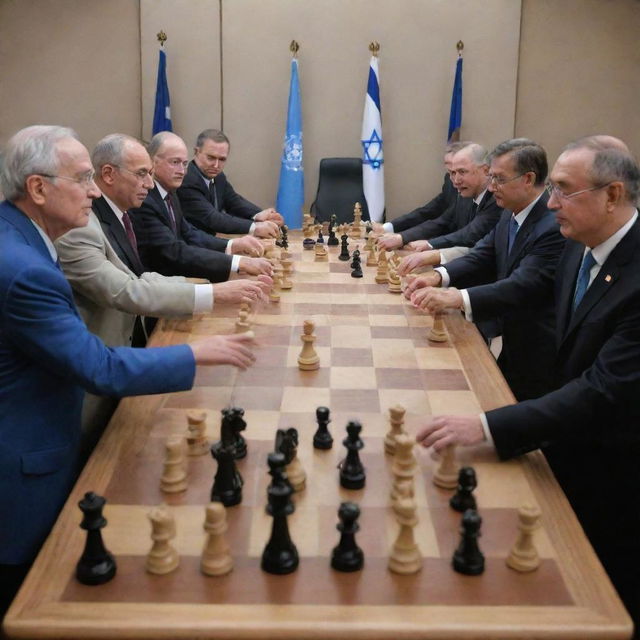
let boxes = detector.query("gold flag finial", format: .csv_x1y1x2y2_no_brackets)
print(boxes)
290,40,300,58
157,30,168,47
369,41,380,57
456,40,464,56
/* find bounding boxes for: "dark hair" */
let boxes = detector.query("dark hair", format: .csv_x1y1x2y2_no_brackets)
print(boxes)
488,138,547,186
195,129,230,149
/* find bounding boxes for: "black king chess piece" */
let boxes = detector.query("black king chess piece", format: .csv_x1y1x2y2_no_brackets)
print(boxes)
452,508,485,575
450,466,477,512
327,214,339,246
313,406,333,449
214,406,247,459
338,234,350,261
261,452,299,574
210,441,243,506
331,502,364,572
339,420,366,489
76,491,117,585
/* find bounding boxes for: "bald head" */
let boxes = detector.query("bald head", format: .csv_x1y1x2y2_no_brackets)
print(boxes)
148,132,189,191
569,135,630,154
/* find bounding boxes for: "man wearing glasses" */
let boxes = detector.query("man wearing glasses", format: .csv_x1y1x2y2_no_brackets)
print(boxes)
405,139,565,401
413,136,640,635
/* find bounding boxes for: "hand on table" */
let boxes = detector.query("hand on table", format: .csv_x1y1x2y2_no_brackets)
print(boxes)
237,256,273,277
253,220,279,238
213,274,272,304
376,233,403,251
190,333,256,369
403,272,442,299
406,240,431,252
230,234,265,257
411,287,463,313
415,415,485,453
254,208,284,226
397,250,441,276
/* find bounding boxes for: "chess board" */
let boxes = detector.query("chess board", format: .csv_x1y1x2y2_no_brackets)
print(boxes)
4,232,631,639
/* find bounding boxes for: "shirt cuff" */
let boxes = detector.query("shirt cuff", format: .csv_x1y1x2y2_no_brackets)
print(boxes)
193,284,214,312
434,266,450,287
225,239,234,255
249,222,256,235
438,251,446,265
230,255,241,273
460,289,473,322
479,412,494,446
383,222,394,233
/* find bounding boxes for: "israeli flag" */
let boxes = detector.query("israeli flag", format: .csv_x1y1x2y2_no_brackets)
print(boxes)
276,58,304,229
361,56,385,223
152,49,172,136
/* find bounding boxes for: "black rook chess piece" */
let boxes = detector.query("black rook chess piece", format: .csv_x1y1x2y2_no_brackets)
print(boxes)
210,442,243,506
339,420,366,490
313,406,333,449
261,453,299,574
76,491,117,585
331,502,364,572
452,508,485,575
338,234,350,261
449,466,477,513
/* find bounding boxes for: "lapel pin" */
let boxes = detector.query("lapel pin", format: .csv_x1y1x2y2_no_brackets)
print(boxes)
604,275,612,282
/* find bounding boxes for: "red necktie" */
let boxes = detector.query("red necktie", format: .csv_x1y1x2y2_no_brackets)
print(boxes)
165,193,178,233
122,211,140,260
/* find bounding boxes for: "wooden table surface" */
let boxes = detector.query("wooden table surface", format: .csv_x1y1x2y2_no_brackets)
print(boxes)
3,231,632,639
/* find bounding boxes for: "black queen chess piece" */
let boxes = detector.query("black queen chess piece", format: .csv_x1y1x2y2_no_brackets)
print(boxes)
339,420,366,489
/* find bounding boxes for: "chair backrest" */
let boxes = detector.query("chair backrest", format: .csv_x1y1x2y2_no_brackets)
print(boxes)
310,157,370,223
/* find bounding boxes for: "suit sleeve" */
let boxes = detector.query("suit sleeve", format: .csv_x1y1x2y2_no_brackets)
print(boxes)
55,221,196,317
392,175,455,233
429,204,502,249
440,226,500,287
179,216,229,252
221,178,261,220
400,202,458,245
1,263,196,397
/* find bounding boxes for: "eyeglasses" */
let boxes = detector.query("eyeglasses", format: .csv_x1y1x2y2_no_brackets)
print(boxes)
488,172,525,186
163,158,189,169
38,171,96,187
545,181,612,200
115,166,154,180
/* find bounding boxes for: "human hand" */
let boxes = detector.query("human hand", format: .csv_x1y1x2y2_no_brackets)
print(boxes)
230,234,264,257
237,257,274,277
406,240,431,252
397,250,440,275
213,274,272,304
254,208,284,226
410,287,462,313
403,272,442,299
415,415,485,453
190,333,256,369
376,233,403,251
253,220,279,238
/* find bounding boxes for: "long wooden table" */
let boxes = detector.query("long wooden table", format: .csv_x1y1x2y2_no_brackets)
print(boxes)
3,232,632,639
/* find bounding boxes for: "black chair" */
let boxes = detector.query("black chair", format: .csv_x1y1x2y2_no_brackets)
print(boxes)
310,158,370,224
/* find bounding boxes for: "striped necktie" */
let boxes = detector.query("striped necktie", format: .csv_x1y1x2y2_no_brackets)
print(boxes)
572,250,597,311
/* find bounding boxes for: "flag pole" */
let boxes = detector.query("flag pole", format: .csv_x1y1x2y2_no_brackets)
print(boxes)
290,40,299,58
157,30,167,47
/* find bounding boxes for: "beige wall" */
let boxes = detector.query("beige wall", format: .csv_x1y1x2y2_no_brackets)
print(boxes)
1,0,639,219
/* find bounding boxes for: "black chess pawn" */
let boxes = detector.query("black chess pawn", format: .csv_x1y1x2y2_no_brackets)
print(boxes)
449,466,477,512
316,229,325,244
452,508,485,575
261,453,299,574
327,215,339,246
76,491,117,585
210,442,243,506
339,420,366,489
338,234,350,261
350,250,363,278
313,406,333,449
281,225,289,249
331,502,364,572
350,248,361,269
265,451,294,515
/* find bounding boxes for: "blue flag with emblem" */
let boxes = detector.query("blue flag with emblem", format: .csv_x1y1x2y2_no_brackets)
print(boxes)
447,55,463,142
276,58,304,229
152,49,172,136
361,55,385,222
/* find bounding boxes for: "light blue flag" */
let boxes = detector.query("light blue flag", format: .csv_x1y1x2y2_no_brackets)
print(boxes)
276,58,304,229
152,49,172,136
447,56,463,141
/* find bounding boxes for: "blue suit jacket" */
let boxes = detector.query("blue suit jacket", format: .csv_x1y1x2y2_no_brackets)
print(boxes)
0,201,196,564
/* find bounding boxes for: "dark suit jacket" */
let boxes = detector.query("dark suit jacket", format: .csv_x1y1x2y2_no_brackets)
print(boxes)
92,196,145,276
0,200,196,565
445,192,565,401
177,162,260,235
486,216,640,621
392,173,458,233
130,186,233,283
400,190,502,248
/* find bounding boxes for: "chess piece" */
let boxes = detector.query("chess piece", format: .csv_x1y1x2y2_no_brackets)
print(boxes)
269,265,282,302
186,409,210,456
275,427,306,492
338,234,350,261
428,313,448,343
450,466,478,512
366,241,378,267
351,202,363,238
265,451,294,516
235,307,251,332
146,504,179,575
350,250,363,278
327,214,339,246
390,434,416,504
261,453,299,574
215,406,247,460
350,248,361,269
316,228,325,244
201,502,233,576
314,241,328,262
160,435,188,493
452,509,485,575
388,496,422,575
506,504,542,572
298,320,320,370
280,224,289,250
339,420,366,490
313,405,333,449
280,257,293,289
331,502,364,572
384,404,407,455
432,445,459,489
76,492,117,585
375,249,389,284
210,442,243,507
387,265,402,293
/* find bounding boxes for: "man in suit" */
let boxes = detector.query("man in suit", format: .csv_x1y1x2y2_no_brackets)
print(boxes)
0,125,256,616
414,137,640,634
177,128,282,237
374,141,467,237
406,139,565,401
377,143,502,253
131,132,274,284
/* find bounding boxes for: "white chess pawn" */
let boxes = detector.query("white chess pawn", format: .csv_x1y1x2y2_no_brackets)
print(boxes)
298,320,320,370
146,505,179,575
201,502,233,576
160,436,188,493
186,410,210,456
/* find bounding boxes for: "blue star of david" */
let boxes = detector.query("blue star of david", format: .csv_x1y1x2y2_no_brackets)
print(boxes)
362,130,384,170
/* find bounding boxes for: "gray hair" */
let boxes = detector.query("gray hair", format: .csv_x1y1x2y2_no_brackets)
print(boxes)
455,142,487,166
147,131,176,158
488,138,548,186
195,128,230,149
91,133,140,171
445,140,471,155
0,125,79,201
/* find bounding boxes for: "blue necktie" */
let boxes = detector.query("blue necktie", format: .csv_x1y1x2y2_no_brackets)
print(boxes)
572,250,597,311
507,216,519,253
